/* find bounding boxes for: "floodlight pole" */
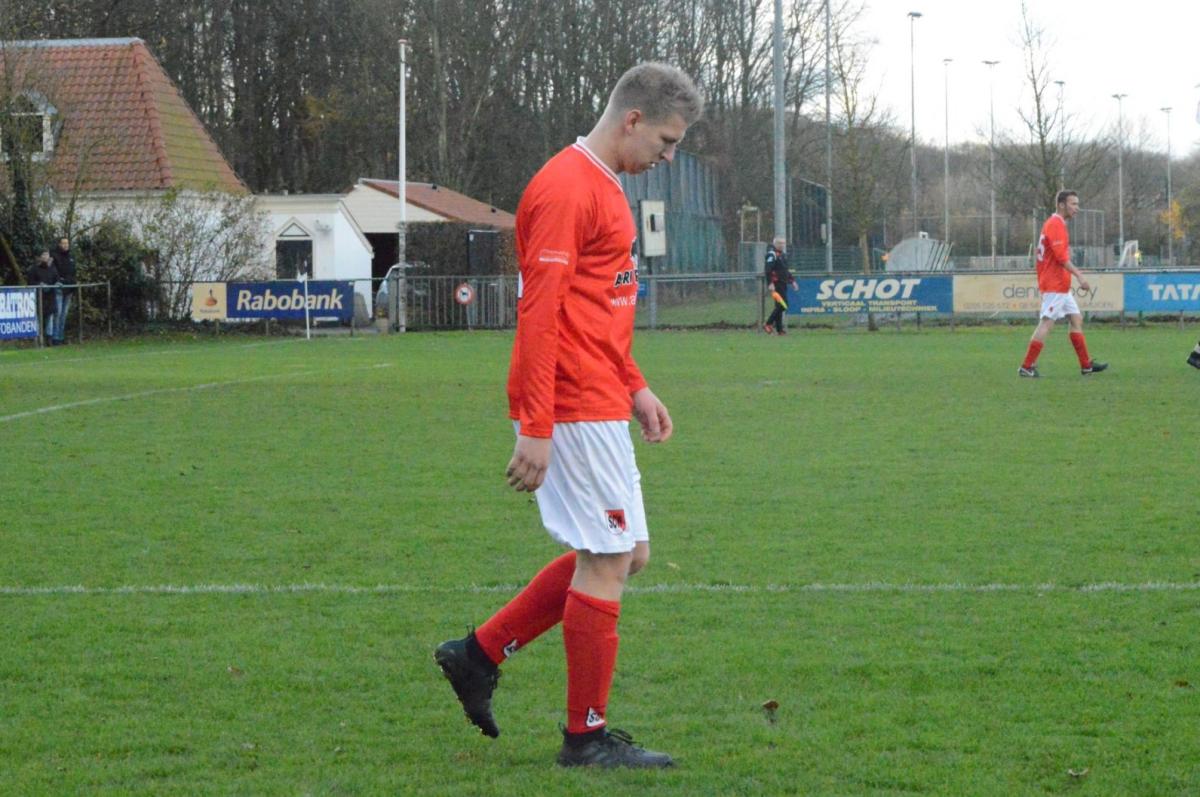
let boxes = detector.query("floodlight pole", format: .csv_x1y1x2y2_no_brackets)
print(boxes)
1113,93,1126,255
824,0,834,272
983,60,999,269
908,11,922,238
943,57,952,244
1054,80,1065,189
772,0,787,243
397,39,409,333
1162,106,1173,266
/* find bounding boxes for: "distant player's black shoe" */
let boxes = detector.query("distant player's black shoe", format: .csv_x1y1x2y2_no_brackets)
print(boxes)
1080,361,1108,375
434,634,501,738
1188,351,1200,370
556,727,674,769
1018,365,1040,378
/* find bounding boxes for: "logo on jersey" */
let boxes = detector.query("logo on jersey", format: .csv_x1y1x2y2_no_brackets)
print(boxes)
613,267,638,288
503,638,520,658
537,249,570,265
585,707,605,728
605,509,627,534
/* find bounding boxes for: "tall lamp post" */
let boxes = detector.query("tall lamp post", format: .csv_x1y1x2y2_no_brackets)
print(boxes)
908,11,922,238
1113,93,1127,257
772,0,786,243
1161,106,1173,266
824,0,834,272
1054,79,1065,189
983,60,999,269
943,58,952,243
397,39,409,333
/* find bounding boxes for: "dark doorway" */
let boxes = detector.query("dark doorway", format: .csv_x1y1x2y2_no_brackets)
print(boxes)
367,234,398,281
275,240,313,279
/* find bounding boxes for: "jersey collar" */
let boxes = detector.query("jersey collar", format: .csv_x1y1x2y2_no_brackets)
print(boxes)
572,137,624,192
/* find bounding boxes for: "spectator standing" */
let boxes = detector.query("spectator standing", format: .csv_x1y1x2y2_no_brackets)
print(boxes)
27,251,60,344
50,237,76,345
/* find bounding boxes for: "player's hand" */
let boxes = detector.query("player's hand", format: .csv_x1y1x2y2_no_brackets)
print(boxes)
632,387,673,443
1078,279,1091,292
506,435,552,492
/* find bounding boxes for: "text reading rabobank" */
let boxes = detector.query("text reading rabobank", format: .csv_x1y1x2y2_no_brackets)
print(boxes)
225,281,354,321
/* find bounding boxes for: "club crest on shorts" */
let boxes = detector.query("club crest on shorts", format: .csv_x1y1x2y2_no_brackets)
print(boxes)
605,509,627,534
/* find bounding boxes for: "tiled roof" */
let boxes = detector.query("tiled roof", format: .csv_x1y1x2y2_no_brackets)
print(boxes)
0,38,244,193
361,179,515,229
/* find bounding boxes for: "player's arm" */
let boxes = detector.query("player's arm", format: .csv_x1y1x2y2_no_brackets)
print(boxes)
506,189,584,492
1066,262,1090,292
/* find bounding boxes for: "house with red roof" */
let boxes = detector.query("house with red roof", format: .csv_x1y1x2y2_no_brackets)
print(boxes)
340,179,515,280
0,37,244,197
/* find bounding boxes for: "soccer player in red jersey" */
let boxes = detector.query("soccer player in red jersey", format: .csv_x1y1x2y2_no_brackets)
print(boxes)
435,63,703,768
1019,190,1108,377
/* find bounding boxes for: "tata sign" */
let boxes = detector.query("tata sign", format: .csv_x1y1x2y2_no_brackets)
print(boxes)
225,281,354,321
792,276,952,314
1123,273,1200,312
0,288,40,340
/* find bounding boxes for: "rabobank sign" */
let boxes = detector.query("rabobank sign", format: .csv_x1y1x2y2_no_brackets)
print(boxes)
793,276,952,314
0,287,40,340
1124,273,1200,312
226,281,353,320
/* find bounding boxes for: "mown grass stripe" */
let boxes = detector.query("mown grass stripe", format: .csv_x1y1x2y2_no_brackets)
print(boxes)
2,580,1198,597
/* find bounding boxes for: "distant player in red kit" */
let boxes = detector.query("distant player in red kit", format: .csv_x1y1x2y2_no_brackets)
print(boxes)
434,63,703,768
1019,190,1108,377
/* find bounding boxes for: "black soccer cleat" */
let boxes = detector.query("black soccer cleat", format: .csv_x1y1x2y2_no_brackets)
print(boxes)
1080,360,1108,375
434,635,501,738
1018,365,1040,378
1187,351,1200,370
556,727,675,769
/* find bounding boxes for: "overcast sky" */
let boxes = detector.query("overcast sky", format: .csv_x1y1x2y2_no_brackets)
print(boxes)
854,0,1200,158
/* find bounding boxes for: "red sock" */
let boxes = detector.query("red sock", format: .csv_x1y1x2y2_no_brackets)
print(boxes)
1069,332,1091,368
1022,339,1044,369
562,588,621,734
474,551,576,665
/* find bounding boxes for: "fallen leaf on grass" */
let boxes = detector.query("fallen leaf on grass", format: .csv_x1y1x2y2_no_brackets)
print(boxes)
1174,679,1191,688
666,562,680,570
227,666,244,678
761,699,779,724
1068,768,1089,779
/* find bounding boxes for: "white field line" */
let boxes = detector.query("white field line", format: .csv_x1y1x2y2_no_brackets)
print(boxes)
0,362,393,423
0,338,304,366
1,580,1198,598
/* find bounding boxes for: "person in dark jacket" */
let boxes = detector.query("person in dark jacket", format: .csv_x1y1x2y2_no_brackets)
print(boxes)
50,237,76,344
763,236,797,335
27,250,60,343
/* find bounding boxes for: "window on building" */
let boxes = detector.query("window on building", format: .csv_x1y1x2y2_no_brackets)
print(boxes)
1,93,56,161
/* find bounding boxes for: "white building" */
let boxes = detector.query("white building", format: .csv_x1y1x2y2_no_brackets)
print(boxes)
254,193,375,319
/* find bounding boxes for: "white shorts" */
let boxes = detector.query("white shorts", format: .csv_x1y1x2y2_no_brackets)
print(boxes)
514,421,648,554
1040,291,1080,320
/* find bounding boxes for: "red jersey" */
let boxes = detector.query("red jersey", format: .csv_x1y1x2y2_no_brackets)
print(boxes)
507,139,646,438
1036,213,1072,293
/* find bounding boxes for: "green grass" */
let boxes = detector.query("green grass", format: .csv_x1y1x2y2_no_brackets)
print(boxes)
2,327,1199,795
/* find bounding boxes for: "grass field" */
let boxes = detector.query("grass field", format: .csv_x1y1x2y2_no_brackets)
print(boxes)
2,326,1199,796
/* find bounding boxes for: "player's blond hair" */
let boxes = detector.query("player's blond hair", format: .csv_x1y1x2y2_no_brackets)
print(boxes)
606,63,704,125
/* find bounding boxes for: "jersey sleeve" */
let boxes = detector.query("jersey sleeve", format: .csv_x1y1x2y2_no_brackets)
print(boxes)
624,351,647,396
512,182,588,438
